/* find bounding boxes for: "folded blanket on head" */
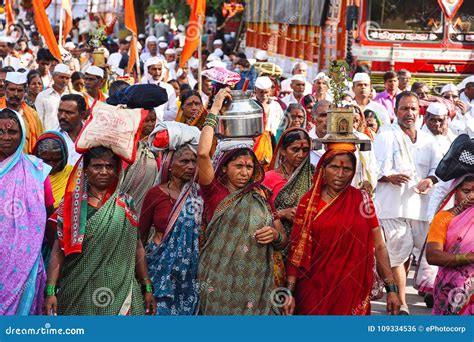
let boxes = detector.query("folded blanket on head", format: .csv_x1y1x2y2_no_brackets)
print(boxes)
106,84,168,110
148,121,201,153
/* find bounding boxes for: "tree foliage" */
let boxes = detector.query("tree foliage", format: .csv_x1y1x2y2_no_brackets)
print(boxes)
148,0,227,24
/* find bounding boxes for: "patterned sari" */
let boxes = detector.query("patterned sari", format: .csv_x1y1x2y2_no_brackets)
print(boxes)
287,145,377,315
431,176,474,315
51,157,144,315
267,128,314,257
0,111,51,315
145,149,204,315
198,144,279,315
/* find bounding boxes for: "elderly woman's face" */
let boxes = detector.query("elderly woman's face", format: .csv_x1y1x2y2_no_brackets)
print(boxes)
171,149,197,183
0,118,21,160
38,150,64,174
289,108,305,128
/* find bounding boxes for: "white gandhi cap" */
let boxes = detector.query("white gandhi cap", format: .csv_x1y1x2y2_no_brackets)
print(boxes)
441,84,458,94
5,72,27,85
352,72,371,83
53,63,71,75
426,102,448,116
255,50,268,61
85,66,104,78
255,76,272,90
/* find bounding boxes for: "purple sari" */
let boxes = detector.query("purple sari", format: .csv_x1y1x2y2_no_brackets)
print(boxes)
0,111,50,315
433,206,473,315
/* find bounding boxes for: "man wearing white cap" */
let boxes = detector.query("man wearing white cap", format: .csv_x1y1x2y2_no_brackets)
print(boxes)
280,62,312,97
441,83,474,137
352,72,391,128
422,102,455,153
83,66,107,107
187,58,199,89
0,36,21,70
35,64,71,131
158,41,168,57
373,92,443,315
165,49,177,80
255,50,268,62
141,57,177,121
140,36,159,63
0,71,43,153
213,39,223,51
458,75,474,106
253,76,285,136
313,72,332,102
281,75,307,107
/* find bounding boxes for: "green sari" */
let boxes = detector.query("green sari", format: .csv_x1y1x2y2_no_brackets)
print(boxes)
54,157,144,315
56,193,145,315
198,144,279,315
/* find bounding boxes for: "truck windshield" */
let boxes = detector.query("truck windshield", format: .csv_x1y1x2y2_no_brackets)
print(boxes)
449,2,474,44
366,0,443,42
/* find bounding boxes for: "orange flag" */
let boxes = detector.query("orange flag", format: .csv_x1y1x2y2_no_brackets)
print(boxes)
32,0,62,62
124,0,138,75
61,0,73,43
5,0,15,28
179,0,206,68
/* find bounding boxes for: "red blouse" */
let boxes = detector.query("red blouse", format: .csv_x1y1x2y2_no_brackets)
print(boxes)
199,179,230,223
139,186,176,239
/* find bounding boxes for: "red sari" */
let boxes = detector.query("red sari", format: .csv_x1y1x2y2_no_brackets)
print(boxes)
287,147,378,315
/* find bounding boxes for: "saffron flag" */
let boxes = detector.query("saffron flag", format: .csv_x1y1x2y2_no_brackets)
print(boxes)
124,0,138,75
62,0,73,44
32,0,62,62
5,0,14,28
179,0,206,68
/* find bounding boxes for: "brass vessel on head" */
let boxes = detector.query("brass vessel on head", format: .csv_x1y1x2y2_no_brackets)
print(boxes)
314,105,371,151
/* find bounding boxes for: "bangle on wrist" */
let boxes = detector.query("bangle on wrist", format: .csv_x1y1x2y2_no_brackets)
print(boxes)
141,283,153,294
273,231,283,245
140,277,151,284
45,284,57,297
384,283,399,294
455,253,470,265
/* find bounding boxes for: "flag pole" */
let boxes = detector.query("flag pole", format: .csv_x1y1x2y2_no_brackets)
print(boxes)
58,3,64,47
135,35,141,82
197,14,203,95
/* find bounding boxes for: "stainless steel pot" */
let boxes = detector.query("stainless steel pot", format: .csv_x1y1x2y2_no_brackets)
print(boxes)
216,90,264,138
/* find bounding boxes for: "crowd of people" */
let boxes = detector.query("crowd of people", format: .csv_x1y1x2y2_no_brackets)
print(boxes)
0,16,473,317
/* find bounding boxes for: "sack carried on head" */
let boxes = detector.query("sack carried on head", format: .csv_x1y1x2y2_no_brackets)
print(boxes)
106,84,168,110
435,134,474,182
76,101,147,164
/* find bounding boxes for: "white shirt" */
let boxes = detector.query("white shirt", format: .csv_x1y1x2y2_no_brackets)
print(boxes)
308,127,324,166
460,92,474,107
449,107,474,137
427,179,453,222
108,52,126,69
53,127,82,166
281,93,304,107
421,125,455,155
35,87,70,131
154,81,178,121
41,74,53,89
374,124,443,221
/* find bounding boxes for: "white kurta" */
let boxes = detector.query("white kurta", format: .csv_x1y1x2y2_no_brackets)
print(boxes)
35,87,70,131
374,124,443,221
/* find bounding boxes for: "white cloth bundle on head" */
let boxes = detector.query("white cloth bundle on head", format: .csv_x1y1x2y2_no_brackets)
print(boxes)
148,121,201,153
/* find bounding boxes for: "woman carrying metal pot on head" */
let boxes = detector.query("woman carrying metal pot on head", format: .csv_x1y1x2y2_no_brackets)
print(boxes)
197,88,288,315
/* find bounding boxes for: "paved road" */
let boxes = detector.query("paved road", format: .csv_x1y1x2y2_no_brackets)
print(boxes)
371,268,432,316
